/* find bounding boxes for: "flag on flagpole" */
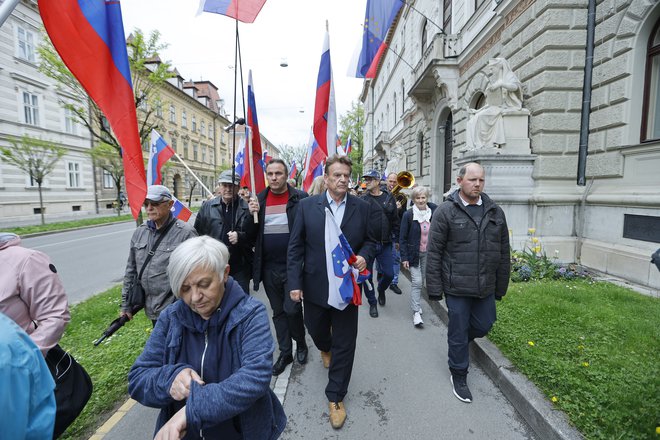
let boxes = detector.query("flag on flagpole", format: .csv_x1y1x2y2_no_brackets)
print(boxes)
148,130,175,185
324,208,368,309
241,71,266,194
289,160,297,180
170,196,192,222
344,135,353,156
313,28,337,163
302,129,325,192
198,0,267,23
234,146,245,180
39,0,147,219
355,0,404,79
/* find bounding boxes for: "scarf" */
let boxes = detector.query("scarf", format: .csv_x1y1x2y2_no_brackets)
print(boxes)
412,204,431,223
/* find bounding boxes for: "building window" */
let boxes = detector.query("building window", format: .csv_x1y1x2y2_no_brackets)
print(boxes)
443,0,452,34
183,141,189,159
103,170,114,188
67,161,82,188
421,19,428,56
393,93,397,122
193,143,198,161
17,26,36,63
642,18,660,142
192,115,197,132
201,120,206,136
171,138,178,154
64,106,77,135
202,145,207,163
401,80,405,115
169,104,176,123
22,91,39,126
209,126,213,140
155,100,163,118
182,110,187,128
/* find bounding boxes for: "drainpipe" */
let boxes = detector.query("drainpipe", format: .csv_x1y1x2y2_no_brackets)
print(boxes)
576,0,596,186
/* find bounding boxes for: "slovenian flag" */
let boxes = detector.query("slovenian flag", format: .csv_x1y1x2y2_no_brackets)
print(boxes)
241,71,266,194
198,0,267,23
345,135,352,156
355,0,404,79
289,160,297,180
39,0,147,220
170,196,192,222
324,208,368,310
302,130,325,192
313,29,337,165
148,130,175,186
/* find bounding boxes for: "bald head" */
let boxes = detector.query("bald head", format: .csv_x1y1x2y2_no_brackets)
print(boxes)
457,162,485,204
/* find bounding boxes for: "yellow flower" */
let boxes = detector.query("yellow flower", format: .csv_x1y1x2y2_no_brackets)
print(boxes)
551,396,558,403
582,362,589,367
577,345,584,350
527,228,536,235
532,246,541,253
531,237,539,243
656,426,660,435
528,341,535,346
508,228,513,236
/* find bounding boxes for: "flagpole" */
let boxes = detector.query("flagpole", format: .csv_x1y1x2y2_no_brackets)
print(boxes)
172,152,213,197
247,127,259,223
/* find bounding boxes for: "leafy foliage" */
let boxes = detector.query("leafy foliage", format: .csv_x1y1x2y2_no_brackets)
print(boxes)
338,101,364,179
277,143,307,185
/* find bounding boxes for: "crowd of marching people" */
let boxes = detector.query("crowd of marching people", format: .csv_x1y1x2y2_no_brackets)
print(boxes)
0,156,513,438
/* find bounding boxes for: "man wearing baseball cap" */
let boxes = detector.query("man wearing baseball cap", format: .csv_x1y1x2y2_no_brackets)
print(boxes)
194,170,257,294
120,185,197,325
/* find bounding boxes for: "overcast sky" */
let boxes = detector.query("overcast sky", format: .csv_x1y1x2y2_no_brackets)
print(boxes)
120,0,367,149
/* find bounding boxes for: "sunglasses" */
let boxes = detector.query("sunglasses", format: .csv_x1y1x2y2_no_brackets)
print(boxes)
143,200,167,208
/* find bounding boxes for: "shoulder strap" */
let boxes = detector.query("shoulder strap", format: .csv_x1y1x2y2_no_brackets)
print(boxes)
137,218,177,281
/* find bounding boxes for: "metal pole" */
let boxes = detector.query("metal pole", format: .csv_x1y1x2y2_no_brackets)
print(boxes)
0,0,20,28
172,152,213,196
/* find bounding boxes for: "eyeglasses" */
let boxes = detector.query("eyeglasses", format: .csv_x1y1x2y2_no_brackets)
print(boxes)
143,200,167,208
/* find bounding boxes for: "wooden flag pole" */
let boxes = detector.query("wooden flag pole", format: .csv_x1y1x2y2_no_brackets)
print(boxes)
247,126,259,223
172,152,213,197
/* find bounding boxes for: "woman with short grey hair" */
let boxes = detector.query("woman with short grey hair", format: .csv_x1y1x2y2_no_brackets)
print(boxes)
128,236,286,439
399,186,438,328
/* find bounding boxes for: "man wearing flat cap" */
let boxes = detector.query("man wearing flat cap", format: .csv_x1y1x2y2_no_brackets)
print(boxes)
120,185,197,325
194,170,257,294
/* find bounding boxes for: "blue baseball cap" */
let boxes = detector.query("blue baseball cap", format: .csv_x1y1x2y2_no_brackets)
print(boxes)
362,170,381,179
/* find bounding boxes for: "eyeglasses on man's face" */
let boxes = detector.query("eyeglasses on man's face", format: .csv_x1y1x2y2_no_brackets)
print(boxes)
143,200,167,208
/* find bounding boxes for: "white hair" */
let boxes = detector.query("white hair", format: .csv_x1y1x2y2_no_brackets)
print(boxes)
411,186,431,199
167,236,229,297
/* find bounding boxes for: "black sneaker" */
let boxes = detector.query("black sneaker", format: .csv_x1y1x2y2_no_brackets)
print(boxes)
272,354,293,376
450,374,472,403
378,291,386,306
389,284,402,295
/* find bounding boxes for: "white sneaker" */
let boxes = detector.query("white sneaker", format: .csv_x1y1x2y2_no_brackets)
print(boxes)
413,312,423,327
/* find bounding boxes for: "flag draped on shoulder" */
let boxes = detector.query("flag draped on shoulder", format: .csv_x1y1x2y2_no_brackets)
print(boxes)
148,130,175,186
324,208,368,310
355,0,404,79
198,0,267,23
39,0,146,220
313,29,336,166
170,196,192,222
241,71,266,194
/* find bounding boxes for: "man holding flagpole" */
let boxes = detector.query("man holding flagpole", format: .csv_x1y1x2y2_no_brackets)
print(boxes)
288,155,376,429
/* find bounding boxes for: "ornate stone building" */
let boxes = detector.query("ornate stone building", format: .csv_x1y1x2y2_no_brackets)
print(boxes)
361,0,660,290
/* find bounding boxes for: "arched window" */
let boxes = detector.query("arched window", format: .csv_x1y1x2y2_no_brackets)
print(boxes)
421,18,428,56
642,18,660,142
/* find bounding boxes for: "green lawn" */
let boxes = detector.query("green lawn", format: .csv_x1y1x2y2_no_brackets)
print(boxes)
5,214,133,236
489,280,660,440
58,286,151,440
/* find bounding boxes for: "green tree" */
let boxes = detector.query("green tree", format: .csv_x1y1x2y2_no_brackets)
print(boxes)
89,143,124,216
277,143,307,186
338,101,364,179
0,136,65,225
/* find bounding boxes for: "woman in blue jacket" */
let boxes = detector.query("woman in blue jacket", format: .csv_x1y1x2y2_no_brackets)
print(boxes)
128,236,286,440
400,186,437,328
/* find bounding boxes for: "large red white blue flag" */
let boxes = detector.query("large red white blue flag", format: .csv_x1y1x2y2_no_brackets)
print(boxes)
302,129,324,192
241,71,266,194
39,0,146,220
355,0,404,79
313,29,337,165
148,130,175,186
198,0,267,23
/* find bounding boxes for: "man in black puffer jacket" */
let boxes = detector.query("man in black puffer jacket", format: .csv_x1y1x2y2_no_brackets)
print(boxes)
426,162,510,404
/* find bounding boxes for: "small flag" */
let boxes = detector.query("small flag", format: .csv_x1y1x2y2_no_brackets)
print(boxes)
355,0,404,79
148,130,175,186
289,160,297,180
170,196,192,222
302,130,325,192
198,0,267,23
345,135,352,156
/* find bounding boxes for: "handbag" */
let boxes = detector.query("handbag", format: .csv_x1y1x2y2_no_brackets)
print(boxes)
127,219,176,308
45,344,93,438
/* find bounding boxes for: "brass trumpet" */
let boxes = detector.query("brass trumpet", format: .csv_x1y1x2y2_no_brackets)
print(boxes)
391,171,415,207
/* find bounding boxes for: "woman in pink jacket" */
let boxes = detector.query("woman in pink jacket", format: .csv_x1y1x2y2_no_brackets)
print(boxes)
0,233,70,355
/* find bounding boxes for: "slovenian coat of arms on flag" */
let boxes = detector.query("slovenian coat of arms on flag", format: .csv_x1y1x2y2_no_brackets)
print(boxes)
324,208,370,310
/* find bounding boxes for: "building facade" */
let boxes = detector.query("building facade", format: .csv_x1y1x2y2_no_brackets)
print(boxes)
361,0,660,290
0,0,94,221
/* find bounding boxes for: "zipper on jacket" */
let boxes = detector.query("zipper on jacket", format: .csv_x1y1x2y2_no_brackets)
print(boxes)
199,329,209,440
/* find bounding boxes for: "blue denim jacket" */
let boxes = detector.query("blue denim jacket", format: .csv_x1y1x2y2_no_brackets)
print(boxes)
128,278,286,439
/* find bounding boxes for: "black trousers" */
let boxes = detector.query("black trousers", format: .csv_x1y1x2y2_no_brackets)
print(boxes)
230,266,251,295
303,300,358,403
262,264,306,357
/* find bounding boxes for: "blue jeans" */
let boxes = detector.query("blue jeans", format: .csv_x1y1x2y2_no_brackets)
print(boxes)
391,244,401,285
364,242,394,306
446,294,496,374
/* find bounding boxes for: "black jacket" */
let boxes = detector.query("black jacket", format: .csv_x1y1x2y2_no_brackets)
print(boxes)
426,191,510,299
251,184,308,289
361,190,400,243
399,202,438,267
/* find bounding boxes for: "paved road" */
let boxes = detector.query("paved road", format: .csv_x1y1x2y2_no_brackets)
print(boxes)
21,222,136,304
101,274,536,440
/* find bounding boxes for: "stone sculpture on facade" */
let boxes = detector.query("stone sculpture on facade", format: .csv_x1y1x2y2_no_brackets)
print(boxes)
465,58,524,151
385,144,404,175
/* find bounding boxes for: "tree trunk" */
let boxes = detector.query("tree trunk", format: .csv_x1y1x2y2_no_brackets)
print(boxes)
116,187,122,216
37,182,45,225
188,181,197,206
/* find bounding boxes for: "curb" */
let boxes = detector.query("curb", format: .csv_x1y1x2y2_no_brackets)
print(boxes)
422,290,584,440
17,220,135,239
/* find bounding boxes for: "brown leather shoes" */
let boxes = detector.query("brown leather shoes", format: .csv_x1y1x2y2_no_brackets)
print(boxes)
320,350,331,368
328,401,346,429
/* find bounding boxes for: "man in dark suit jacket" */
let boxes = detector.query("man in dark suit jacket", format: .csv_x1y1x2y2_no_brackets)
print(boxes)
288,155,376,430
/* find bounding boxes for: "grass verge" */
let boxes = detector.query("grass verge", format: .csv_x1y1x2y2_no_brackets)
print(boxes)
59,285,151,440
489,279,660,440
6,214,133,236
